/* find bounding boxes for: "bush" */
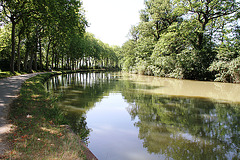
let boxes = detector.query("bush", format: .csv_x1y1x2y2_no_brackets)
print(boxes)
135,59,149,75
150,55,182,78
209,57,240,83
209,44,240,83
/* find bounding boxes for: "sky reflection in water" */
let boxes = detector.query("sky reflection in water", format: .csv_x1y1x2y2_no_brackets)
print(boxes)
45,72,240,160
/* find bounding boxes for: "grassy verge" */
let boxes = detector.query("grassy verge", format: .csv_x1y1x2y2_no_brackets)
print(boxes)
5,72,87,160
0,71,26,79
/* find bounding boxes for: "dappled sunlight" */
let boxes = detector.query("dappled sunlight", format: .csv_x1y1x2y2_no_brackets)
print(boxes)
40,127,60,135
31,94,41,98
0,124,12,135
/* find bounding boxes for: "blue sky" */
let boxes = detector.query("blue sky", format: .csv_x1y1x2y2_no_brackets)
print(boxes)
83,0,145,46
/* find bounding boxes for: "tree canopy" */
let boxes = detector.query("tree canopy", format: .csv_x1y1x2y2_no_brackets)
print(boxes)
119,0,240,83
0,0,119,73
1,0,239,83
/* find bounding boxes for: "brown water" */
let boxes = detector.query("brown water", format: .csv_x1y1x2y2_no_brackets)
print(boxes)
46,72,240,160
125,73,240,103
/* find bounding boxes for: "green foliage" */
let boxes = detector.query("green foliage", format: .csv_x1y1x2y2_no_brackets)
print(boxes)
0,0,119,72
0,25,11,70
134,58,150,75
119,0,240,82
121,40,137,71
209,43,240,83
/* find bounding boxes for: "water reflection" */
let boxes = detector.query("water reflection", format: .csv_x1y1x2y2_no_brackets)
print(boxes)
45,72,240,159
46,72,119,109
125,94,240,159
46,72,120,142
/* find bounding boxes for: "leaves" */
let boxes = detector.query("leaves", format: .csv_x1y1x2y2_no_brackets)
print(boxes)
119,0,240,82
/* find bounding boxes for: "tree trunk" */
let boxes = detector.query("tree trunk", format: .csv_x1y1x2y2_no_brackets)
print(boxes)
101,59,103,68
39,38,43,70
46,38,51,70
61,53,64,70
54,52,57,69
197,20,208,50
17,34,21,72
51,51,54,69
79,58,82,69
24,34,30,71
24,50,29,71
71,59,74,70
55,53,59,70
33,32,38,71
28,51,34,72
33,51,37,71
10,20,16,73
85,57,88,68
67,56,70,69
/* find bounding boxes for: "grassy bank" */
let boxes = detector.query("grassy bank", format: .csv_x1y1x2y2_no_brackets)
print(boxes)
5,72,88,160
0,71,26,79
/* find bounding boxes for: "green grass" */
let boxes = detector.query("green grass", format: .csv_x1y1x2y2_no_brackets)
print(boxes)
5,72,87,160
0,71,25,79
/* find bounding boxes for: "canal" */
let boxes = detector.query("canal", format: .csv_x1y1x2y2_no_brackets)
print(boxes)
45,72,240,160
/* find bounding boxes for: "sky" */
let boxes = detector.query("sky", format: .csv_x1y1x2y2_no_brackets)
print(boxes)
82,0,145,46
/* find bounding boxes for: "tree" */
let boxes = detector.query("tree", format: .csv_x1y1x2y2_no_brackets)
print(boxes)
1,0,32,72
175,0,239,50
144,0,180,41
208,20,240,83
0,0,88,72
119,0,239,82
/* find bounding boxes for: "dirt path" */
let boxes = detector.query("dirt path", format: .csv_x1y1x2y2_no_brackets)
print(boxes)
0,73,44,156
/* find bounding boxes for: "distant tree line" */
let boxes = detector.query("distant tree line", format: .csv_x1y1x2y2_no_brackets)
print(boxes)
119,0,240,83
0,0,118,73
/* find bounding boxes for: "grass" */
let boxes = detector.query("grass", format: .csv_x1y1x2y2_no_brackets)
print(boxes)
0,71,25,79
4,72,87,160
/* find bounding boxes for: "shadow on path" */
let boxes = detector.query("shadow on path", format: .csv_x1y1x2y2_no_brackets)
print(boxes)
0,73,44,155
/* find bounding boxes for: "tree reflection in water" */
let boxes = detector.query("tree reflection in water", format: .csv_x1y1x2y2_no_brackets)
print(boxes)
45,72,119,143
46,72,240,159
125,93,239,159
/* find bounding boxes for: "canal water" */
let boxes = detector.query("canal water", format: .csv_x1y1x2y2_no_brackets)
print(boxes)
45,72,240,160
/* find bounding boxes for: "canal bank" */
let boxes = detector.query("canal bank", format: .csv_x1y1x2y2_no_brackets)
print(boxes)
0,71,97,160
0,72,45,156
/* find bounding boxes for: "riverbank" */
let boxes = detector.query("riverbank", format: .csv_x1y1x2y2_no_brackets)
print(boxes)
0,71,97,160
0,72,45,157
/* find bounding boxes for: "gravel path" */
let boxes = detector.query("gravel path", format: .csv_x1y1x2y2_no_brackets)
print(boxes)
0,73,44,155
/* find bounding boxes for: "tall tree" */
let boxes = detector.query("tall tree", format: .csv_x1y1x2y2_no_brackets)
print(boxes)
138,0,181,41
175,0,239,50
1,0,31,72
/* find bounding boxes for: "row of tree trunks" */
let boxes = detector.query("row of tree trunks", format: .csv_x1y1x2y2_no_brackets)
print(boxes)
9,32,116,72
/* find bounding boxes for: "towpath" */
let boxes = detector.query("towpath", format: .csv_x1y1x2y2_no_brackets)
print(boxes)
0,73,44,155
